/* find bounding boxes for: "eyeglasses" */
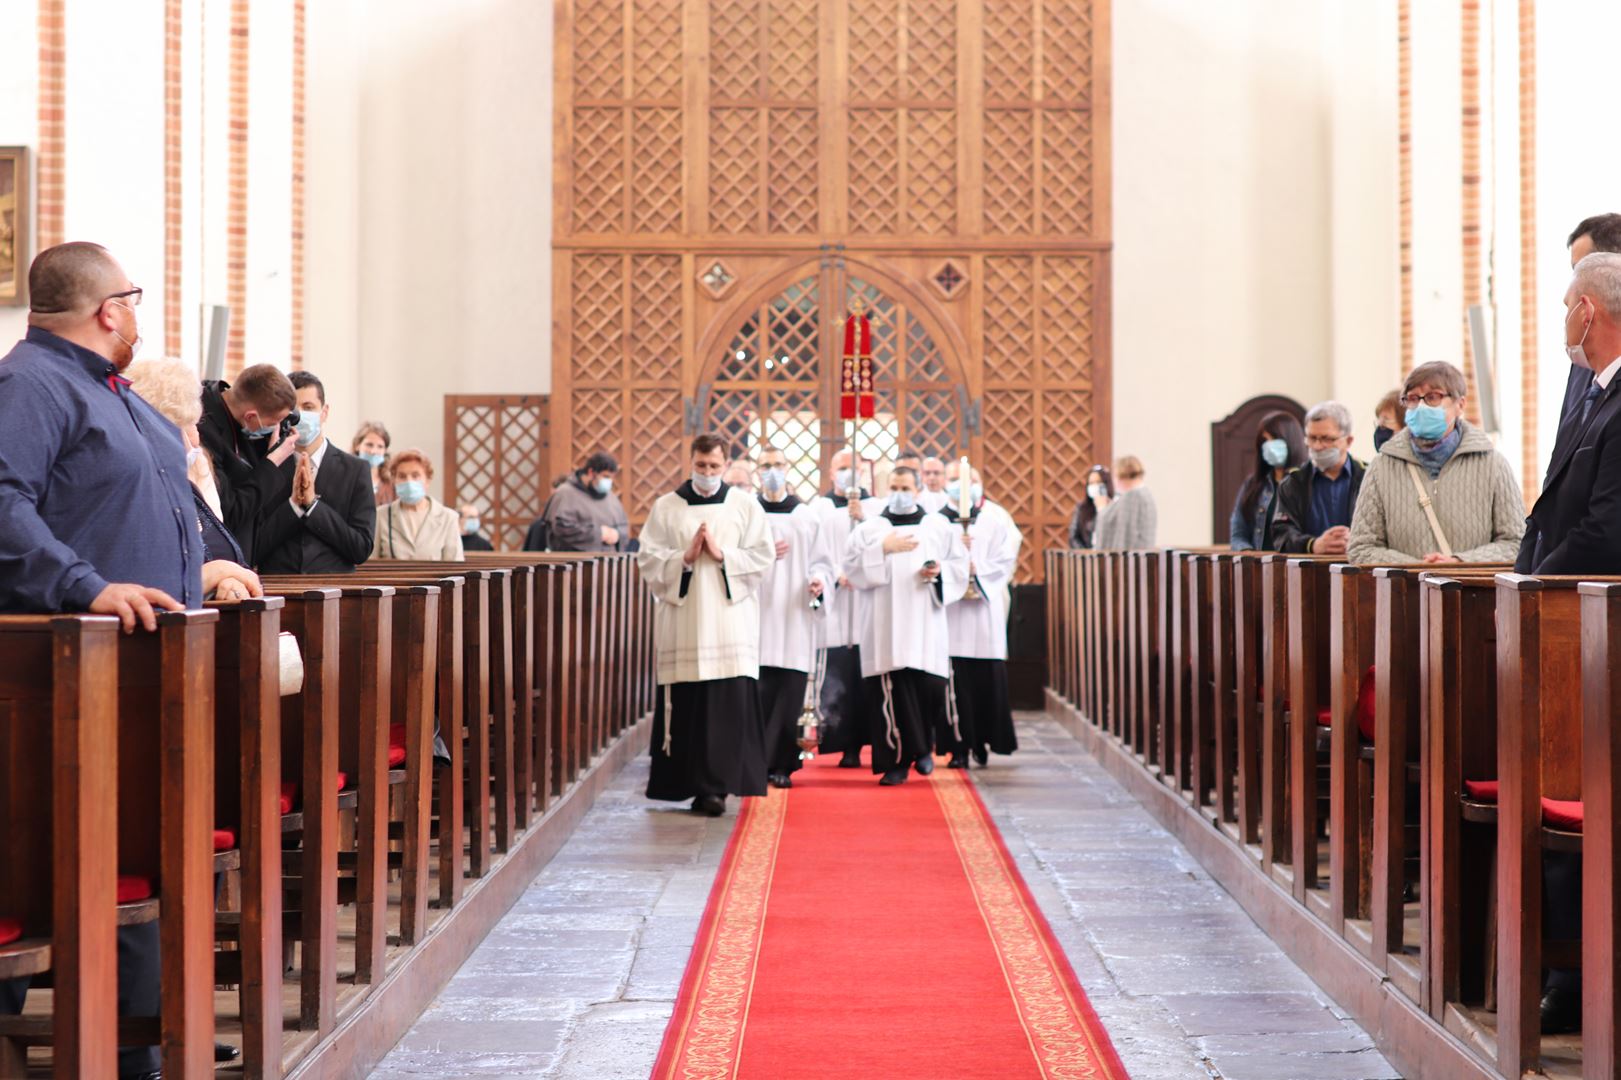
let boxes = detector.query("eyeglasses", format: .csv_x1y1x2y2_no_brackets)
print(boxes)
1400,391,1451,409
105,287,143,307
1304,434,1346,448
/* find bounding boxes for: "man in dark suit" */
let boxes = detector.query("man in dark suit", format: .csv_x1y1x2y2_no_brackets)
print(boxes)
199,363,300,564
255,372,376,574
1516,251,1621,1036
1550,216,1621,450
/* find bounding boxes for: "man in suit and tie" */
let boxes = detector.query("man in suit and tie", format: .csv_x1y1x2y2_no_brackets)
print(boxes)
1552,216,1621,438
256,371,377,573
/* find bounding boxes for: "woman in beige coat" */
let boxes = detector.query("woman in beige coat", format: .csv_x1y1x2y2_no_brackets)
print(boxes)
372,449,466,561
1348,361,1524,564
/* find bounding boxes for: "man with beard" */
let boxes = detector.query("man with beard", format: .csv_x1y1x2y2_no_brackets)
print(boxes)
844,465,969,785
754,446,837,787
637,434,776,814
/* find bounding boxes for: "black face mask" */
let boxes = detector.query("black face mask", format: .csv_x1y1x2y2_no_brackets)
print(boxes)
1373,426,1395,452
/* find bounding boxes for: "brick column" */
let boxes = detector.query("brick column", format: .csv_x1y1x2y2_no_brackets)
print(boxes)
227,0,250,377
1397,0,1412,378
36,0,66,251
1459,0,1483,425
165,0,183,356
1518,0,1538,502
291,0,306,370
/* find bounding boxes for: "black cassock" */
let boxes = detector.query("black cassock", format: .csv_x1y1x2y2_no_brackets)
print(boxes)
759,665,810,775
816,645,873,754
647,677,768,801
863,667,949,774
947,657,1018,757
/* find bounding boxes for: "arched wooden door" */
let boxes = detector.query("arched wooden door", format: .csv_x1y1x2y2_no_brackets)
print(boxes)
698,261,969,500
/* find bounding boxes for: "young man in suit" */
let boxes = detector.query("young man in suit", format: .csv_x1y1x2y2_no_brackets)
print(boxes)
255,371,377,573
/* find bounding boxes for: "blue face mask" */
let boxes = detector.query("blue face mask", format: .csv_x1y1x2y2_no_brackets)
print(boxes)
359,451,386,468
1405,404,1450,441
294,410,322,447
945,480,983,505
396,480,426,505
760,467,788,492
243,421,275,439
1261,438,1290,468
887,491,917,515
594,476,613,495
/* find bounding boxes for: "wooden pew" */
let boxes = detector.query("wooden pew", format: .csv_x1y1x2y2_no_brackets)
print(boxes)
0,615,121,1078
1580,582,1621,1075
1214,551,1268,844
1258,554,1293,877
1134,551,1162,768
207,597,286,1077
1286,555,1338,905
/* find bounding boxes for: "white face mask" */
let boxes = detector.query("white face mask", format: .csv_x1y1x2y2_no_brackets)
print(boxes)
1087,483,1106,500
834,468,854,493
1567,298,1595,370
760,466,788,492
887,490,917,515
1309,446,1343,473
692,470,722,496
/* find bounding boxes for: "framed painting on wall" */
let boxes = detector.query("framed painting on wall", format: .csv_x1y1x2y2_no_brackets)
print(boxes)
0,147,28,307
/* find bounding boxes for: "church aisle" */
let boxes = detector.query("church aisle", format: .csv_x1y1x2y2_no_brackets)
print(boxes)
372,715,1399,1079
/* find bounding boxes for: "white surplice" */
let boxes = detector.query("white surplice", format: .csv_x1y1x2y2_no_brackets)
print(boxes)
757,496,837,672
917,489,950,514
637,484,775,685
843,507,969,679
942,499,1023,660
809,493,883,649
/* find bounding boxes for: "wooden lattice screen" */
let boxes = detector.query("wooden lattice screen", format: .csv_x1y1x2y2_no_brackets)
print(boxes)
549,0,1110,581
444,395,551,552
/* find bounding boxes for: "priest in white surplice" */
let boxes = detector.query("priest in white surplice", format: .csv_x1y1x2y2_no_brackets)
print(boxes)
755,446,837,788
942,460,1023,768
844,465,970,785
637,434,776,815
811,447,881,767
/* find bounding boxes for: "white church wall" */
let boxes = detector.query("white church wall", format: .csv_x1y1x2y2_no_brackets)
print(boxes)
309,0,554,502
1113,0,1349,545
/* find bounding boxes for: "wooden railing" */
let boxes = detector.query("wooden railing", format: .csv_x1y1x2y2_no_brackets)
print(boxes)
1046,548,1621,1080
0,552,652,1079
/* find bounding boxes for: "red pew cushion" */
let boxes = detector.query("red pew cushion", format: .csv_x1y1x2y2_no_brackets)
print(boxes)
1356,666,1377,743
279,771,354,814
213,829,236,852
117,876,154,904
1315,706,1332,728
1542,798,1584,832
1463,779,1499,802
0,918,21,947
389,724,407,768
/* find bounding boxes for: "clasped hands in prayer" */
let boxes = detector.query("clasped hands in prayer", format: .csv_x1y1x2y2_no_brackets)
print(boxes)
683,523,726,567
292,453,318,509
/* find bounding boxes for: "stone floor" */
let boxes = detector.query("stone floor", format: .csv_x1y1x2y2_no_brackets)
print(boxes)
370,714,1400,1080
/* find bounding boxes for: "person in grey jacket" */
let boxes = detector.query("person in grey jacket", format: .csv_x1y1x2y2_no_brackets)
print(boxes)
526,451,630,552
1347,361,1525,565
1094,455,1157,549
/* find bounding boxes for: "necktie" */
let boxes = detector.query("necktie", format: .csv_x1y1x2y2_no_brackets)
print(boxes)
1580,381,1605,429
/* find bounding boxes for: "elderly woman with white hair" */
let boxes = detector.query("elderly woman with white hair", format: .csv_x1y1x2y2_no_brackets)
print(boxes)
1268,400,1367,555
125,357,264,601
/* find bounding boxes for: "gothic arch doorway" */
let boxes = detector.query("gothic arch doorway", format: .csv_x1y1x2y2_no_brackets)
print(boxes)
697,260,969,500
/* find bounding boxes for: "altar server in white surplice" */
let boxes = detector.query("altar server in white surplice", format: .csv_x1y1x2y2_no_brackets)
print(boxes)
941,461,1023,768
810,447,882,767
844,465,969,786
637,434,776,816
754,446,838,789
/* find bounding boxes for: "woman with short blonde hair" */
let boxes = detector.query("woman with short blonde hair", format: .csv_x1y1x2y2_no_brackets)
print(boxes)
1094,455,1157,549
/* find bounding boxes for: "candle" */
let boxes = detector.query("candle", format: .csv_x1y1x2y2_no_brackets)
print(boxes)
958,455,972,518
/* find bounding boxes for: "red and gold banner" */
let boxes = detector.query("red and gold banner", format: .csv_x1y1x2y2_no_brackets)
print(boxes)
840,311,874,420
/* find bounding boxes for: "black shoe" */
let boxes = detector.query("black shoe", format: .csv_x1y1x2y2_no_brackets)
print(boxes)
973,747,988,766
691,795,726,817
215,1042,241,1063
768,772,793,789
879,768,909,786
1541,985,1581,1034
914,755,935,777
839,750,863,768
947,754,970,769
127,1073,162,1080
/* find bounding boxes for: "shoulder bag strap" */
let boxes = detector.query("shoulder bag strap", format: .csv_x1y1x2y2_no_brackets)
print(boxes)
1405,463,1453,559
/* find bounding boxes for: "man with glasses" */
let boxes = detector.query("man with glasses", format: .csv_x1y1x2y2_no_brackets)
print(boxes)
1268,401,1365,554
1346,361,1524,565
198,362,299,565
0,241,206,1079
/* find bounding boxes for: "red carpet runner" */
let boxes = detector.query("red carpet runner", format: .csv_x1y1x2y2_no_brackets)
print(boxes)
653,754,1129,1079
